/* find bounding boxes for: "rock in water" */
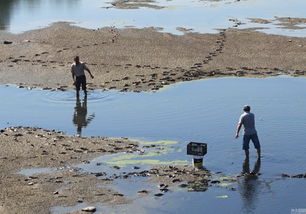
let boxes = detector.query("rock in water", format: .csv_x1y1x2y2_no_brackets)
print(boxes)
154,193,164,197
81,206,96,212
3,41,13,44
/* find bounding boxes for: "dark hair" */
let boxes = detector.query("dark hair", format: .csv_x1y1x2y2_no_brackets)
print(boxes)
243,105,251,112
74,56,79,61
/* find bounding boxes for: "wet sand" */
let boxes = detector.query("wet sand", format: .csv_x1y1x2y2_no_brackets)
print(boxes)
0,127,140,213
0,22,306,92
0,127,217,213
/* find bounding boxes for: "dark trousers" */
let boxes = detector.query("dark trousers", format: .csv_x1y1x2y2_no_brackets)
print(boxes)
75,75,86,91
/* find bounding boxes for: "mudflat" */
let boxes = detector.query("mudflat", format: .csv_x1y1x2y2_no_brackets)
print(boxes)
0,127,215,213
0,22,305,92
0,127,139,213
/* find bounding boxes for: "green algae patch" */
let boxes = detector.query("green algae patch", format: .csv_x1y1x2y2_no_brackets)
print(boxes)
109,149,171,162
104,139,185,167
102,138,190,167
105,159,189,166
218,182,232,187
140,140,178,145
218,176,237,182
216,195,229,199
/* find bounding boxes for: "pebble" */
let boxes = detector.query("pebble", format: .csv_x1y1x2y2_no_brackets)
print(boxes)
160,188,169,193
179,183,188,188
81,206,96,212
138,190,149,194
3,41,12,44
172,178,181,183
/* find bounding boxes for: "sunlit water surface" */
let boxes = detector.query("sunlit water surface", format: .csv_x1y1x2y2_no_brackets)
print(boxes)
2,77,306,213
1,0,306,213
1,0,306,36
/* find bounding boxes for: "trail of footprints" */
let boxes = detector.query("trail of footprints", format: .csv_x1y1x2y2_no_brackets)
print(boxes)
2,26,121,69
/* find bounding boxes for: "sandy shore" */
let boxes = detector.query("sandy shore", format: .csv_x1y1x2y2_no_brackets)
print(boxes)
0,127,140,213
0,22,305,92
0,127,217,213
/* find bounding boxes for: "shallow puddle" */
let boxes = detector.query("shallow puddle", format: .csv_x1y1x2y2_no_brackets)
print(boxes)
4,76,306,213
18,167,57,177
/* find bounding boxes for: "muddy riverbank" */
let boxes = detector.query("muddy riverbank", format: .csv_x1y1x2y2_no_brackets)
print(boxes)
0,127,220,213
0,127,140,213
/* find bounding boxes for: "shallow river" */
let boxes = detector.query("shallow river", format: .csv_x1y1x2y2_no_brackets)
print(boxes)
2,77,306,213
1,0,306,36
1,0,306,213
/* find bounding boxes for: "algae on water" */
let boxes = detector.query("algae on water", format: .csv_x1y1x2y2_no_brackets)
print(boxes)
105,139,188,166
105,159,189,166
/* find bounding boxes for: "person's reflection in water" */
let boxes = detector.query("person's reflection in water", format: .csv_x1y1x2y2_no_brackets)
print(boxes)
238,157,261,214
73,95,95,136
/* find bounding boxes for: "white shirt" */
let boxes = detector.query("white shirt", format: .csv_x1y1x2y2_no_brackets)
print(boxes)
238,112,257,135
71,62,88,77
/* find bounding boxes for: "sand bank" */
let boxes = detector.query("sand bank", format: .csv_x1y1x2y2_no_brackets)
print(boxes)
0,22,305,92
0,127,139,213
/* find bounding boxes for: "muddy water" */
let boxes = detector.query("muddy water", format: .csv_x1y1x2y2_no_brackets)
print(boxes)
1,0,306,36
6,77,306,213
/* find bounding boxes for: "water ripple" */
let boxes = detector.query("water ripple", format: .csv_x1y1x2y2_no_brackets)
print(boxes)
40,90,119,104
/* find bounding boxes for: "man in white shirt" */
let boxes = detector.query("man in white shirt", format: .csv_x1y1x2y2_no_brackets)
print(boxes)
71,56,94,97
235,105,261,159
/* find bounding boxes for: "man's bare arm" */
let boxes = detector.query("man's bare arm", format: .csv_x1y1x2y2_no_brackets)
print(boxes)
72,71,76,82
235,123,242,138
85,67,94,79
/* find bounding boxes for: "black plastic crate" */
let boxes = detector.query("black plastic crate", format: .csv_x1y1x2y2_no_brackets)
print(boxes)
187,142,207,156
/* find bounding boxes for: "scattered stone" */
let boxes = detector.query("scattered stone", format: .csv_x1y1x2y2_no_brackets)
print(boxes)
160,188,169,193
179,183,188,188
158,184,167,188
291,174,305,178
92,172,105,177
154,193,164,197
81,206,96,212
3,41,13,44
138,190,149,194
172,179,181,183
281,173,291,178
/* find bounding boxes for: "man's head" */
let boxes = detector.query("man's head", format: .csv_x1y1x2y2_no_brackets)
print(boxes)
74,56,80,64
243,105,251,112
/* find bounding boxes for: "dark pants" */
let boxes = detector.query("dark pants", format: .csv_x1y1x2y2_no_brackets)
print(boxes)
243,133,261,150
75,75,86,92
